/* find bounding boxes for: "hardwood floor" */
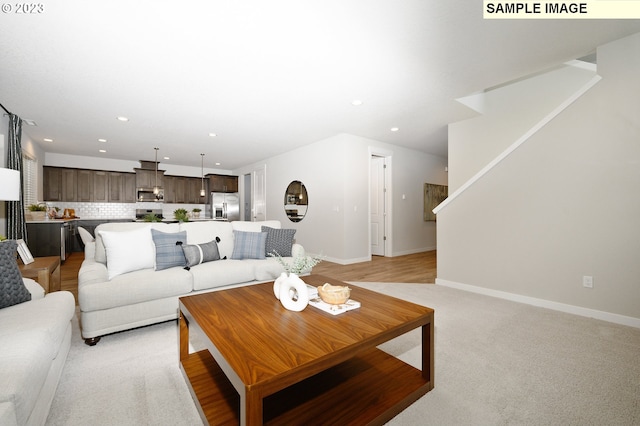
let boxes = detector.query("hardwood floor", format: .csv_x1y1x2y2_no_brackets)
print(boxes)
60,250,437,304
312,251,437,283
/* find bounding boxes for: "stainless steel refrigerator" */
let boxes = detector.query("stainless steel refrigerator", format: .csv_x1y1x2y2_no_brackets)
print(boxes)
210,192,240,221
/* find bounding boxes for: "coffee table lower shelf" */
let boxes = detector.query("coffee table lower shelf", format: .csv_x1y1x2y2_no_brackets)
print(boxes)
181,347,432,426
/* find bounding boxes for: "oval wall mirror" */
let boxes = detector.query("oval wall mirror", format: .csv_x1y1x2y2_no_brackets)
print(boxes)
284,180,308,222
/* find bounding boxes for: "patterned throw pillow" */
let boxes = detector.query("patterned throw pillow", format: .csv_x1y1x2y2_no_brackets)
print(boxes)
182,237,222,269
151,229,187,271
262,226,296,257
231,231,267,260
0,240,32,309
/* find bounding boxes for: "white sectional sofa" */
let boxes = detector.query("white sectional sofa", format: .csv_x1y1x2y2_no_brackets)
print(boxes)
78,220,304,345
0,278,75,426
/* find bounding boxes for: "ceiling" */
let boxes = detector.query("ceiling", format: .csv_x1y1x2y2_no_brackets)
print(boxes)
2,1,640,169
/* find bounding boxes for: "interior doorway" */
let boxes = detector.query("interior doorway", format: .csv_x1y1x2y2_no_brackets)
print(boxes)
243,173,252,221
370,155,387,256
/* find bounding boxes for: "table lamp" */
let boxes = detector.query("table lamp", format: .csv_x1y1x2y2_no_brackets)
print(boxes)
0,168,20,201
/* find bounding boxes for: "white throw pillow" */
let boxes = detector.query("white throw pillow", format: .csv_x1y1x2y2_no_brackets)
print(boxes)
98,226,155,280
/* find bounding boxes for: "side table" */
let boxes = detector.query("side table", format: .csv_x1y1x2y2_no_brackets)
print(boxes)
18,256,61,294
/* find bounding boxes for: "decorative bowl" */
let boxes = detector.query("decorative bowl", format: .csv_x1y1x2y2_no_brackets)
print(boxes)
317,283,351,305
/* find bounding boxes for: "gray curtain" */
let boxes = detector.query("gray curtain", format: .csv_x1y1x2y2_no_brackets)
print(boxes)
7,114,26,242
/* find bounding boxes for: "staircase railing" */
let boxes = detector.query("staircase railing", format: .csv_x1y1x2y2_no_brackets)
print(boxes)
433,74,602,216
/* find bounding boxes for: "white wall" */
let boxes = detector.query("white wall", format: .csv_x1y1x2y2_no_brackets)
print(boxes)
437,33,640,324
449,62,598,192
44,152,231,177
236,133,448,264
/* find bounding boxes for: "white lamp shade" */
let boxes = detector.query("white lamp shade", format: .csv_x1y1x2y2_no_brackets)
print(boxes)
0,168,20,201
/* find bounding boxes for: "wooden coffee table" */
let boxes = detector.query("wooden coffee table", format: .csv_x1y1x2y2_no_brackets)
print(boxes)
179,274,434,426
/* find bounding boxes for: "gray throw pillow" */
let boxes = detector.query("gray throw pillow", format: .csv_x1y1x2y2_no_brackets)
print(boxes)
151,229,187,271
262,226,296,257
0,240,32,309
231,231,267,260
182,238,221,269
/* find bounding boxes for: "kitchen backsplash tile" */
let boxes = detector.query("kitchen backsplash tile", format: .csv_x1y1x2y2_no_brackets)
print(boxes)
51,202,208,220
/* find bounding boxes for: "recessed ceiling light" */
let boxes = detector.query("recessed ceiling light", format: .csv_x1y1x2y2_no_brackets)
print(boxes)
215,162,221,166
351,100,363,106
98,138,107,142
163,156,170,160
390,127,399,132
44,138,53,142
116,116,129,122
99,149,107,153
209,133,217,137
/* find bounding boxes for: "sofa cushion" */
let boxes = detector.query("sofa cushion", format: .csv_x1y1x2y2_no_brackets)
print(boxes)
243,257,288,281
182,239,221,268
189,259,255,291
151,229,187,271
79,267,193,311
0,291,75,359
99,226,155,280
231,231,267,260
262,226,296,257
0,240,31,309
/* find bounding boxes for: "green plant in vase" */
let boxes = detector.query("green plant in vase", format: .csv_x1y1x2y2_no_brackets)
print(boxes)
143,213,162,222
173,208,189,222
192,208,201,219
28,204,47,212
28,203,48,220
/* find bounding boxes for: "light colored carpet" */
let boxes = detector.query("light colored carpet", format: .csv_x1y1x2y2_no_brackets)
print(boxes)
46,283,640,425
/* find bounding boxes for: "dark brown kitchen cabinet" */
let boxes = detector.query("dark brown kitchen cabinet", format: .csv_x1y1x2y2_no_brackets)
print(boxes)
163,176,175,203
43,167,62,201
93,171,109,202
77,169,94,202
135,168,163,189
122,173,136,202
208,174,238,193
107,172,136,202
43,167,77,201
188,177,204,203
173,177,187,203
61,168,77,201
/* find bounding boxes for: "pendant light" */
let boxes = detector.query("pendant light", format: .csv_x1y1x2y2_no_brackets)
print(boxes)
200,153,205,197
153,147,159,195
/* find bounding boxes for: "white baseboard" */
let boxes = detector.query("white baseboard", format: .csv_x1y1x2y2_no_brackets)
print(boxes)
318,255,371,266
436,278,640,329
318,248,436,265
391,246,437,257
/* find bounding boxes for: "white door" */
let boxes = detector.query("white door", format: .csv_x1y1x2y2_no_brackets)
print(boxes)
252,165,266,221
370,156,385,256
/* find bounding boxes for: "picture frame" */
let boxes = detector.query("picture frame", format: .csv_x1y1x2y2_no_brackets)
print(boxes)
16,239,34,265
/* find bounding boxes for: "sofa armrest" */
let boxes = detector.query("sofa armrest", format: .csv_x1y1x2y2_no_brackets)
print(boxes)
291,243,305,258
84,241,96,260
78,259,109,288
23,278,45,300
0,402,18,426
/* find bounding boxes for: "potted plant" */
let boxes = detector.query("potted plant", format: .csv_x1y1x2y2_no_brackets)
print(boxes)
27,204,48,221
192,208,201,219
173,208,189,222
143,213,162,222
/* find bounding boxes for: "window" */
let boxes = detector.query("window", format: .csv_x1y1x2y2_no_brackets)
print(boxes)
22,153,37,206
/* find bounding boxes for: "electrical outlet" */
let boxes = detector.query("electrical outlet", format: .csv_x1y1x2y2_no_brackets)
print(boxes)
583,276,593,288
